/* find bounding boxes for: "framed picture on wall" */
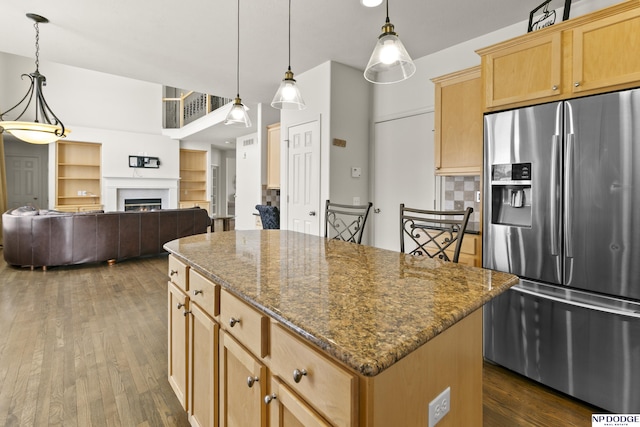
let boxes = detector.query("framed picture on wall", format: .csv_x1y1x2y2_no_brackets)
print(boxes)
528,0,571,32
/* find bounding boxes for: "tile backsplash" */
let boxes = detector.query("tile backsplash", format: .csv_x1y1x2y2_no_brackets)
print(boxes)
261,185,280,209
443,176,480,231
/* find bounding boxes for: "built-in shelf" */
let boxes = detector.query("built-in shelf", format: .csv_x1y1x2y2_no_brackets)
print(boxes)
56,141,103,212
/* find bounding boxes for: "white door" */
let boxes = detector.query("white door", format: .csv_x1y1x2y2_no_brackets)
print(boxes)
373,112,436,251
287,120,320,235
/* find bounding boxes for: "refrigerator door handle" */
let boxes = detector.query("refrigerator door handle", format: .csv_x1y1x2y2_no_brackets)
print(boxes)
510,285,640,319
550,135,560,256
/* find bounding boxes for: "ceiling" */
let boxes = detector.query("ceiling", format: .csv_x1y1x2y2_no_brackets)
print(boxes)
0,0,539,146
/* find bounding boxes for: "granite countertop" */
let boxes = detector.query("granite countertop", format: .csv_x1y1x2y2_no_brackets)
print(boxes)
164,230,517,377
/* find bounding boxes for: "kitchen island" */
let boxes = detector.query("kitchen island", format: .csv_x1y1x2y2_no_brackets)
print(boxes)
164,230,518,427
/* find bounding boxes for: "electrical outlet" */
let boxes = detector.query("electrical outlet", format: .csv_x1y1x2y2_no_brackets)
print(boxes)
428,387,450,427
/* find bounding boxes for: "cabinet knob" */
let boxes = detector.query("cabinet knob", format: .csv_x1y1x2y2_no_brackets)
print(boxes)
229,317,241,327
193,289,203,296
552,85,558,91
170,269,178,276
574,81,580,87
183,310,191,317
293,368,307,383
264,393,277,404
176,302,185,310
247,376,260,388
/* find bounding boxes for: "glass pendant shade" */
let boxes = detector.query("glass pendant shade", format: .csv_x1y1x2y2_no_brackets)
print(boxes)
0,121,70,144
271,69,305,110
225,97,252,127
364,20,416,84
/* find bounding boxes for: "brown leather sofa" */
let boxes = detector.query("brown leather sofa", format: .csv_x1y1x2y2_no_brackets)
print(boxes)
2,207,211,269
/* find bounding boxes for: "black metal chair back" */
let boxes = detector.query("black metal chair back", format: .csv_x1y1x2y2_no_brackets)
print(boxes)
324,200,373,244
255,205,280,229
400,204,473,263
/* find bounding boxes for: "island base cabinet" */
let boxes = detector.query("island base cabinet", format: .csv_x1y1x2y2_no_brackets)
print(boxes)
267,377,331,427
168,282,189,411
189,303,219,427
220,331,267,427
360,309,483,427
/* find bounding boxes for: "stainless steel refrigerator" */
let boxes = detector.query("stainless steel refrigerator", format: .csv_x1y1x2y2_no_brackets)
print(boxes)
483,88,640,413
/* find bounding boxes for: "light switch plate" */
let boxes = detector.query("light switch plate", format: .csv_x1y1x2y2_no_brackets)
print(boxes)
351,167,362,178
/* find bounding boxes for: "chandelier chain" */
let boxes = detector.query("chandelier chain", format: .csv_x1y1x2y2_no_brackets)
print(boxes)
34,21,40,71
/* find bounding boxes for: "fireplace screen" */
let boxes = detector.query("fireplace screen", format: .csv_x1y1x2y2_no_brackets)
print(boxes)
124,198,162,211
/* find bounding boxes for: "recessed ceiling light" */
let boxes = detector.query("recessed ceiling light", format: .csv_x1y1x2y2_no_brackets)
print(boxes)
361,0,383,7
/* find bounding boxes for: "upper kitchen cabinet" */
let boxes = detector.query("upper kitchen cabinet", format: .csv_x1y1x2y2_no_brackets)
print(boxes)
432,66,483,175
478,1,640,111
478,32,562,109
266,123,281,189
572,6,640,94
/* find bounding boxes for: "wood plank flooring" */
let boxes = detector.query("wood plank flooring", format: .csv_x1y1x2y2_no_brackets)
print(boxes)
0,250,599,426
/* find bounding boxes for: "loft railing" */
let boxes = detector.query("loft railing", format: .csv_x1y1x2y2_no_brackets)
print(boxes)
162,88,232,129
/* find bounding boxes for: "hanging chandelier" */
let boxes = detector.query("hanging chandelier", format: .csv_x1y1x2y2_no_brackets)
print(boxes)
271,0,306,110
225,0,252,127
364,0,416,84
0,13,70,144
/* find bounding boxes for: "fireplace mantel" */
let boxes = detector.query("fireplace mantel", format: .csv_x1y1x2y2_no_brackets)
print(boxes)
104,177,179,212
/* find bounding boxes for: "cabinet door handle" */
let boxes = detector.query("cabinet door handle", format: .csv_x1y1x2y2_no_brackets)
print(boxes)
229,317,241,327
552,85,558,91
170,269,178,276
574,81,580,87
193,289,203,296
264,393,277,404
176,302,185,310
183,310,191,317
247,376,259,388
293,368,307,383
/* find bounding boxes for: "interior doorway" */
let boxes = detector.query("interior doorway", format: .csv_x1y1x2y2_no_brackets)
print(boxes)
4,137,49,210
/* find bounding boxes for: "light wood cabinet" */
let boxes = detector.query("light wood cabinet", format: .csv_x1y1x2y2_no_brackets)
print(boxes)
55,141,102,212
450,233,482,268
219,331,267,427
478,1,640,111
266,123,281,189
267,377,331,427
432,66,483,175
168,281,189,410
572,6,640,94
479,32,562,109
180,149,209,214
188,302,219,427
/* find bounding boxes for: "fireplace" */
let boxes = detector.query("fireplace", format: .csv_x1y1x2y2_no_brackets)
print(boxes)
104,177,179,212
124,198,162,211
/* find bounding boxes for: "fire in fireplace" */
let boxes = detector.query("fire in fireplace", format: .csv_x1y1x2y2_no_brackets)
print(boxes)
124,198,162,211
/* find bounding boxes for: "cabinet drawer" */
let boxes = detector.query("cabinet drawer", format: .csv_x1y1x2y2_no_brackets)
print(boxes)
270,324,357,427
168,255,189,292
189,269,220,318
219,289,269,358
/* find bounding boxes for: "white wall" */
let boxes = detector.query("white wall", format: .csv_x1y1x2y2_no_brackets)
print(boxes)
329,62,371,207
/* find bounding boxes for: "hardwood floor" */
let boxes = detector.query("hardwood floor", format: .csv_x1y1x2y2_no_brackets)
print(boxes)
0,251,599,426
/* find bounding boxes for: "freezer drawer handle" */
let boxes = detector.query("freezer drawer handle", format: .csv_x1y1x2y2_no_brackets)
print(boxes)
510,286,640,319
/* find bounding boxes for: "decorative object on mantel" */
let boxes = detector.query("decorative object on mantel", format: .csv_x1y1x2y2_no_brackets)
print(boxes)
0,14,70,144
225,0,252,127
271,0,306,110
364,0,416,84
129,155,160,168
528,0,571,32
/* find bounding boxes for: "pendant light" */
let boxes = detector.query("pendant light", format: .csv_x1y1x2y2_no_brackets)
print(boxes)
0,14,70,144
225,0,252,127
363,0,416,84
271,0,306,110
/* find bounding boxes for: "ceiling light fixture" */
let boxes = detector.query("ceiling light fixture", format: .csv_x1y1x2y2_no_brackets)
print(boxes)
361,0,384,7
225,0,252,127
271,0,306,110
0,13,70,144
363,0,416,84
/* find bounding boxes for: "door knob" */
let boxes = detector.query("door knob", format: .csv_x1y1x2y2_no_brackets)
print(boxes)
374,208,381,214
309,211,316,216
